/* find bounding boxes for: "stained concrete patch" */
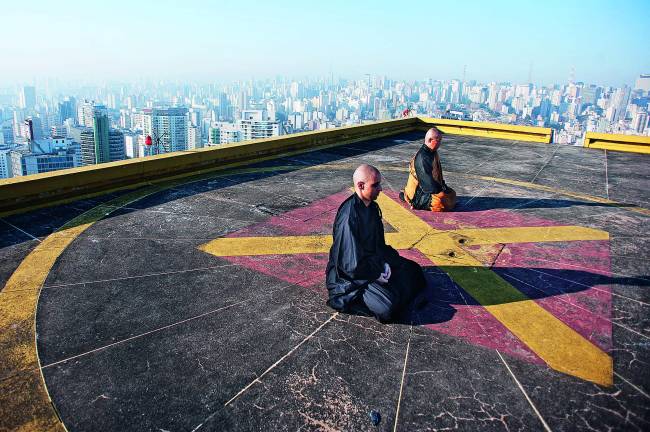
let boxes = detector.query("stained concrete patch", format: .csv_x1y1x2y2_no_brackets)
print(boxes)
400,328,544,431
207,315,410,431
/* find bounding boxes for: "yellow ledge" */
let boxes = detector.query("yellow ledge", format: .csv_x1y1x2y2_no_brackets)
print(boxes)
418,117,553,143
0,117,553,215
584,132,650,154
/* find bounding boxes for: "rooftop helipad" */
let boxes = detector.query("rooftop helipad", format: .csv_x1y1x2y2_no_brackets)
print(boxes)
1,130,649,431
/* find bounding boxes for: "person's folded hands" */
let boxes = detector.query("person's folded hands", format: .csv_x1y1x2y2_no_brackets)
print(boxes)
376,263,391,283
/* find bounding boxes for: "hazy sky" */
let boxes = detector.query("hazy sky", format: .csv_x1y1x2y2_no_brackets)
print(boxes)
2,0,649,86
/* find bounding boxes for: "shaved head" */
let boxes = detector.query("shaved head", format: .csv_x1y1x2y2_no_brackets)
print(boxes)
425,127,442,150
353,164,382,206
353,164,379,184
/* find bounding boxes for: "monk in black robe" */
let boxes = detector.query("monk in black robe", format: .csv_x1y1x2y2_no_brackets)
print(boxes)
402,127,457,212
326,164,426,322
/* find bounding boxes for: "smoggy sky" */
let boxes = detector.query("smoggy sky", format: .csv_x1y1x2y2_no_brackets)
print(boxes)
2,0,649,87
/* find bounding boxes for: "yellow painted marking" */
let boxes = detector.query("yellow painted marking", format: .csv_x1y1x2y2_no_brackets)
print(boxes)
200,235,333,256
0,145,633,428
200,192,613,385
460,173,650,217
0,223,93,431
0,186,165,431
431,253,612,385
454,226,610,246
0,155,626,430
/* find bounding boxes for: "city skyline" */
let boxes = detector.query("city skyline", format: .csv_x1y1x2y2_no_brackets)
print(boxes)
2,72,648,174
1,0,649,86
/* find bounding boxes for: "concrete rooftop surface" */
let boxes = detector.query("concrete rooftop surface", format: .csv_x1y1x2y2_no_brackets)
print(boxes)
1,131,649,431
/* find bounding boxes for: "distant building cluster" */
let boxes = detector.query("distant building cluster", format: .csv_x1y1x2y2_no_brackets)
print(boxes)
1,74,649,178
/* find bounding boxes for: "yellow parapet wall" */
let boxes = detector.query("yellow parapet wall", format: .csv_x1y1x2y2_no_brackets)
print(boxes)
0,118,417,215
0,117,555,215
583,132,650,154
418,117,553,143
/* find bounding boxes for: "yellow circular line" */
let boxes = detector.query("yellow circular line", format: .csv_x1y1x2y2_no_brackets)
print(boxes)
0,164,301,431
0,163,645,430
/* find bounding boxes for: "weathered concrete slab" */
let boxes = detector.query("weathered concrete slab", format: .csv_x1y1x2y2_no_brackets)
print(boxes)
1,133,649,431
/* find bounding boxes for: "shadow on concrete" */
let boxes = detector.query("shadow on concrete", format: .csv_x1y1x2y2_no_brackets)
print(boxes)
0,133,418,294
0,133,416,249
389,266,649,326
455,196,638,212
2,130,647,312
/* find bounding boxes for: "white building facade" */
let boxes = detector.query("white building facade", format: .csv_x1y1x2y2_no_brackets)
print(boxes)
143,108,189,153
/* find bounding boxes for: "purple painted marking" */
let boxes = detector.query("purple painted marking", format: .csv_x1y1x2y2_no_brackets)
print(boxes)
230,191,349,238
382,190,558,230
494,241,612,352
227,253,330,292
215,190,612,364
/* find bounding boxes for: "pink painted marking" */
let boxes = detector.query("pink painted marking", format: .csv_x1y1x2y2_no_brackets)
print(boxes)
431,306,545,364
230,191,348,237
400,249,545,363
227,253,329,292
493,241,612,352
382,189,558,230
214,190,612,365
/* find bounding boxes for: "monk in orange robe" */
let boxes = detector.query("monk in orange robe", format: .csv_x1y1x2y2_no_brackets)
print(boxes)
401,127,457,212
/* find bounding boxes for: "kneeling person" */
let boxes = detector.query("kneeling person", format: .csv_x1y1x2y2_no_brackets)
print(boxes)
326,164,425,322
402,127,457,212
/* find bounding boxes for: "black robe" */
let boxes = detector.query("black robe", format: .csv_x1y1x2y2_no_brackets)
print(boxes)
325,193,424,320
410,144,448,210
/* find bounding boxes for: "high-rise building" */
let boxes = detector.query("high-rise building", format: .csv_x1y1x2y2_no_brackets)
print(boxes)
19,86,36,110
143,108,189,153
218,93,231,121
581,85,600,106
208,127,220,145
9,137,76,176
2,125,13,145
119,110,131,129
634,74,650,92
450,80,462,104
0,149,12,179
188,125,202,149
77,105,123,165
79,129,96,165
108,129,125,161
92,106,110,164
238,110,279,141
23,117,43,143
611,86,631,122
218,123,242,144
124,132,143,158
289,113,303,130
189,108,202,127
58,98,76,125
290,82,302,99
487,83,499,110
632,111,648,133
13,110,25,139
51,125,68,137
20,150,76,175
77,100,96,128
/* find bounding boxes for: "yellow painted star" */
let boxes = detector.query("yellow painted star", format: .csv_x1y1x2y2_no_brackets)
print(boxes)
199,193,612,385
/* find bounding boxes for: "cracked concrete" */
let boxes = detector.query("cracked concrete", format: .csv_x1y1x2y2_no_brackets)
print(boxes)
0,132,648,431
